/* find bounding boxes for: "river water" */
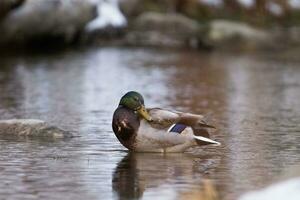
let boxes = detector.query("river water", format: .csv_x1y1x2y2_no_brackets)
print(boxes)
0,47,299,200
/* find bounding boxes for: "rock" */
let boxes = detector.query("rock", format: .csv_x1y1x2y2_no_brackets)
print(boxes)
0,119,72,138
125,12,202,48
119,0,170,19
284,26,300,46
0,0,97,46
119,0,140,18
203,20,270,50
0,0,25,18
133,12,199,34
261,26,300,51
119,0,223,22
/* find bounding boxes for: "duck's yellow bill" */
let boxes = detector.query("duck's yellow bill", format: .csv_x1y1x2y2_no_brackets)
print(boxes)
137,106,152,121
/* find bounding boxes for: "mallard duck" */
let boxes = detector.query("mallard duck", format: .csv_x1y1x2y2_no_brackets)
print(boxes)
112,91,220,152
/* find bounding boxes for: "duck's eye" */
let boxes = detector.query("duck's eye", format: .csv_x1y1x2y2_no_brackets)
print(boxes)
134,97,139,102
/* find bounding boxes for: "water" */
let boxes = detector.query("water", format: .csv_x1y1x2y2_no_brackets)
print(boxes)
0,47,299,200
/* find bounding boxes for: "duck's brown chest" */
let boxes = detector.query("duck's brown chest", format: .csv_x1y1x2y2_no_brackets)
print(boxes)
112,107,140,150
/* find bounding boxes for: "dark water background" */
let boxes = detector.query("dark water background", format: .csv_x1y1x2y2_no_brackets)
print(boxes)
0,47,299,200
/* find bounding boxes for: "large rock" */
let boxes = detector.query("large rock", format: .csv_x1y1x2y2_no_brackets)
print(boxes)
0,119,72,138
0,0,97,46
203,20,270,50
0,0,25,18
119,0,170,19
278,26,300,47
119,0,223,23
125,12,202,48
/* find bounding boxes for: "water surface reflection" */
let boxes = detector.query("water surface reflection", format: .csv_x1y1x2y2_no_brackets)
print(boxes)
112,153,219,200
0,47,299,200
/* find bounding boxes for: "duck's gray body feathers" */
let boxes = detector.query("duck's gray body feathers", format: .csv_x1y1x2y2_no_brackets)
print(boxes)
112,107,220,152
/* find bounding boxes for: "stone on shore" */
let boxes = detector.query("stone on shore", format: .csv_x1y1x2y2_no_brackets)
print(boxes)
0,0,25,18
203,20,270,50
0,0,97,46
0,119,72,138
125,12,202,48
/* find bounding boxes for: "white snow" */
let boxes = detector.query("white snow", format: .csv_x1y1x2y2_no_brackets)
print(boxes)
238,0,300,10
238,0,254,8
266,2,283,16
85,0,127,32
199,0,223,7
239,177,300,200
289,0,300,9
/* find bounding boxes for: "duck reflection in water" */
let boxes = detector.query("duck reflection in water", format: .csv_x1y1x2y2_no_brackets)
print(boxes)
112,153,219,200
112,153,144,200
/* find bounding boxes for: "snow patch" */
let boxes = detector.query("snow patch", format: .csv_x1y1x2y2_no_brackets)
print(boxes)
86,0,127,32
238,0,254,8
289,0,300,9
266,2,283,16
199,0,223,7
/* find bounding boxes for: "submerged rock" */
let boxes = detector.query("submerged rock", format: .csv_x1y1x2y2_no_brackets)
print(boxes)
0,119,72,138
126,12,202,48
203,20,270,50
0,0,96,46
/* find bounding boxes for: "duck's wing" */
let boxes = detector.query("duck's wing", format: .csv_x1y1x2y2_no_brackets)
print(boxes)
146,108,220,147
148,108,215,130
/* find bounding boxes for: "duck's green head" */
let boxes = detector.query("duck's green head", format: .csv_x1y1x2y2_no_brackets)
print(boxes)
119,91,152,121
